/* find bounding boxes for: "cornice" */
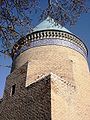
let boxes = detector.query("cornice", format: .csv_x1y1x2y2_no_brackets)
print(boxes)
12,30,88,60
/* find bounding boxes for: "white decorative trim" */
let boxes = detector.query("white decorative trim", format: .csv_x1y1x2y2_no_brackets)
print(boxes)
12,30,88,59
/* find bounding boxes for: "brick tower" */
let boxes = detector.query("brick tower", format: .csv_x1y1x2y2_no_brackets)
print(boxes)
0,17,90,120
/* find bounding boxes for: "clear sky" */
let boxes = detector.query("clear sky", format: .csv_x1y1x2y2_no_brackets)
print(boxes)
0,1,90,98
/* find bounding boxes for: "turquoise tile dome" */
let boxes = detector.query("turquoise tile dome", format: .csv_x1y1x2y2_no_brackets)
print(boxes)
12,16,88,60
33,16,72,33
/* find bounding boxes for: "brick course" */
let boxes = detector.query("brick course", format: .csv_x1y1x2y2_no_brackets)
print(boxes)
0,45,90,120
0,63,51,120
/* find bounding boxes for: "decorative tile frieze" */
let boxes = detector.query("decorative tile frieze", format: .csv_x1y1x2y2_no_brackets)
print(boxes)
12,30,88,59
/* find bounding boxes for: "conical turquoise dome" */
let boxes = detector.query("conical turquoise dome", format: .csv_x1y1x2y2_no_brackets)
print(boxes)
33,16,71,33
12,17,87,60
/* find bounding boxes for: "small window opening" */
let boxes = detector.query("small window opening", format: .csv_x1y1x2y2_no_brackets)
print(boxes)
10,84,16,96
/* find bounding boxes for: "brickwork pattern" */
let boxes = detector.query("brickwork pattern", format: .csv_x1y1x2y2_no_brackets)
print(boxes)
0,63,51,120
26,58,73,87
0,45,90,120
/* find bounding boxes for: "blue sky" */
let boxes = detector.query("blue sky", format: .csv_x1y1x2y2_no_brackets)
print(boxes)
69,12,90,66
0,2,90,98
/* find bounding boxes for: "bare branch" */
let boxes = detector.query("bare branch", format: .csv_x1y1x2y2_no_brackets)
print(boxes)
0,0,89,56
0,64,11,68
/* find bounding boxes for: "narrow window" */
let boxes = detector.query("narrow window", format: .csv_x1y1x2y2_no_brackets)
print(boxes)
10,84,16,96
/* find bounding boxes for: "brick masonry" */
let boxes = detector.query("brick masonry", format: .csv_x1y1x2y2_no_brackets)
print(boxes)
0,45,90,120
0,63,51,120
